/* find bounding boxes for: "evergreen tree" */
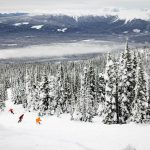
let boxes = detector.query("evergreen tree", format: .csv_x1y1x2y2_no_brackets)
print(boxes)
69,87,76,120
48,76,56,115
39,74,50,116
63,73,72,113
11,78,20,104
86,63,96,121
102,54,118,124
96,73,106,116
132,53,149,123
11,68,27,105
70,66,80,120
118,41,135,123
26,69,34,111
55,65,65,117
131,50,138,110
0,100,5,111
79,67,88,121
32,83,40,111
114,60,120,124
0,83,6,111
78,65,96,122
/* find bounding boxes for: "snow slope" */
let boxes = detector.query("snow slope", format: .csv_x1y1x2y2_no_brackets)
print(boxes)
0,89,150,150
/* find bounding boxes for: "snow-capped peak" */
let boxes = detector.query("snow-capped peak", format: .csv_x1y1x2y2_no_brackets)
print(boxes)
27,8,150,22
1,8,150,22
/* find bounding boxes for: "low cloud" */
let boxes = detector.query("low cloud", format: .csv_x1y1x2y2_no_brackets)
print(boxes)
0,41,126,59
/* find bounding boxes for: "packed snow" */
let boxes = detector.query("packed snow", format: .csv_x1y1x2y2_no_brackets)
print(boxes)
31,25,44,29
0,89,150,150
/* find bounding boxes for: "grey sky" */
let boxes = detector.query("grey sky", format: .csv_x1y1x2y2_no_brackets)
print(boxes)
0,0,149,12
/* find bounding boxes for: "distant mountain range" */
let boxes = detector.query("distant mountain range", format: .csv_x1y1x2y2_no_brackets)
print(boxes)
0,12,150,49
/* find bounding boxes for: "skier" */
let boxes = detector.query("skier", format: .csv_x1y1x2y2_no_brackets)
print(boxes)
18,114,24,123
36,117,42,124
9,108,14,114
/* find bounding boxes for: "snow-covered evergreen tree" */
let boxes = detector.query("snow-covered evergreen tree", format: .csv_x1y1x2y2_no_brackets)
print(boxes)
11,67,26,105
118,41,136,123
26,69,34,111
78,65,96,122
55,65,65,117
0,100,5,111
72,67,80,102
48,76,56,115
63,73,72,113
69,65,80,120
102,54,118,124
69,88,76,120
32,83,40,111
132,53,149,123
0,83,6,111
39,74,50,116
79,67,88,121
132,51,138,96
86,63,96,121
96,73,106,116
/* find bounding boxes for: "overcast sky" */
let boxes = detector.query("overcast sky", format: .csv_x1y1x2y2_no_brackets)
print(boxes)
0,0,149,12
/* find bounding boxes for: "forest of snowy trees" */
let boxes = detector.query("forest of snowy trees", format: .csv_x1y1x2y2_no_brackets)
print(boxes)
0,42,150,124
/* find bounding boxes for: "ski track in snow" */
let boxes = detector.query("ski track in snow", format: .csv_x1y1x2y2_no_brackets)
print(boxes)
0,89,150,150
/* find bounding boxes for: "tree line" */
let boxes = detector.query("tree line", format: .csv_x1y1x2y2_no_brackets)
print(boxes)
0,43,150,124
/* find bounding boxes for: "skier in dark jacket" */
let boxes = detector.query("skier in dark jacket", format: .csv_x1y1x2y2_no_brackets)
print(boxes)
9,108,14,114
18,114,24,123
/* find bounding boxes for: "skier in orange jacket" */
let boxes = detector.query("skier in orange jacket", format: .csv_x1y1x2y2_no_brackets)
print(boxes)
36,117,42,124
